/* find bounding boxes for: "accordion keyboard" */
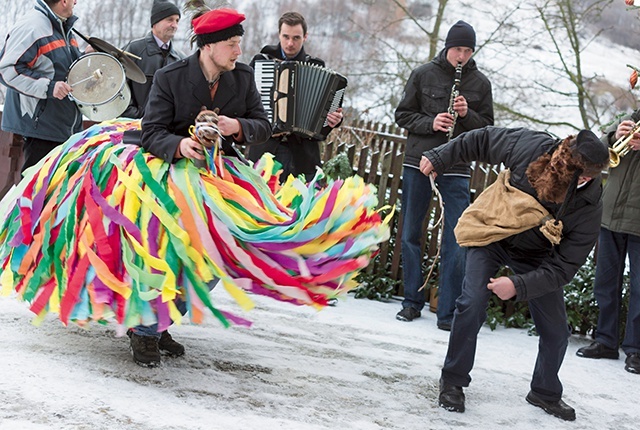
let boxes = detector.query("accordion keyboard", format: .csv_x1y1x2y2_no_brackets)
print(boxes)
253,60,276,122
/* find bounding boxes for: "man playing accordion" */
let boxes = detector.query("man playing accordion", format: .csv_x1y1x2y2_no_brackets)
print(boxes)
248,11,343,183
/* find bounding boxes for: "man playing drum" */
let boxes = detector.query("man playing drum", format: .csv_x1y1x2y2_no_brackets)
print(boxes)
0,0,83,173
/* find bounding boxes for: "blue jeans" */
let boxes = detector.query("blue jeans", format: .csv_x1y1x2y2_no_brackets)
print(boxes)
441,243,570,401
400,167,469,324
593,227,640,354
132,277,219,338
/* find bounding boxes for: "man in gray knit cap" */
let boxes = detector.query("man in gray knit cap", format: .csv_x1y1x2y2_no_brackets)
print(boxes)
121,0,183,118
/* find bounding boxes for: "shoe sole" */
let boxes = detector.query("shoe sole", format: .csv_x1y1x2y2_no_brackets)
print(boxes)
396,313,420,322
439,401,464,413
625,365,640,374
526,394,575,421
160,349,185,358
133,357,161,368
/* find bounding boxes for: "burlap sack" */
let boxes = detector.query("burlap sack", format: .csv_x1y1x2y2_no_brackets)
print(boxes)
454,169,562,247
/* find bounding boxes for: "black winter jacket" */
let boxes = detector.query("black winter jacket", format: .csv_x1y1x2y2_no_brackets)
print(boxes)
121,32,183,119
424,126,603,301
396,49,494,174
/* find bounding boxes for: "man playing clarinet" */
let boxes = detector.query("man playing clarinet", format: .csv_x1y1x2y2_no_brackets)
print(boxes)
394,20,493,331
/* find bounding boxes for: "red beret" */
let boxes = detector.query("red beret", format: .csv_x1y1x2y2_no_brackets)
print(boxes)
193,8,245,35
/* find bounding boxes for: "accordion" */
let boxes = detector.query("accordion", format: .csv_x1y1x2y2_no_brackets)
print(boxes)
253,60,347,140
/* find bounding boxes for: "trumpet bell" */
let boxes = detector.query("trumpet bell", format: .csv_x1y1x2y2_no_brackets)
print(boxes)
609,148,620,168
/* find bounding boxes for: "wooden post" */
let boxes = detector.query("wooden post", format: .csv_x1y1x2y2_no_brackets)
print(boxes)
0,125,23,200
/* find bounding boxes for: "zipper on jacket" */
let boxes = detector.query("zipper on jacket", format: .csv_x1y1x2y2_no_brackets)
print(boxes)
33,100,48,130
69,108,80,136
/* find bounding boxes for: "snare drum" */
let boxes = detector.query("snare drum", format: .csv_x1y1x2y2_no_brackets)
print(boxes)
67,52,130,121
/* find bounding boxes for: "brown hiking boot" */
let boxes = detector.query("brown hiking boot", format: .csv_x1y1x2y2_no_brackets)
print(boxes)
158,330,185,357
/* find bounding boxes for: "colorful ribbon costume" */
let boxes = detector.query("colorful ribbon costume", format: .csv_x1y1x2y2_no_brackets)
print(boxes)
0,119,390,333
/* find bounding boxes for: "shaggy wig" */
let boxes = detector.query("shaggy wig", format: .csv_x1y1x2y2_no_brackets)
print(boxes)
526,135,608,204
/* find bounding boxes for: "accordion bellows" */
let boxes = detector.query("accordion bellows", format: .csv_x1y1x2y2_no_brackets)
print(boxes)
0,120,389,332
254,60,347,140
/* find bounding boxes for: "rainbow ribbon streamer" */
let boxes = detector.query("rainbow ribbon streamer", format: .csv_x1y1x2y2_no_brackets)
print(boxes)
0,120,390,330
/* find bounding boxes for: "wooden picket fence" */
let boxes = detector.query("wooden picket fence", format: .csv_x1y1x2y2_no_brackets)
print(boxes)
323,118,501,291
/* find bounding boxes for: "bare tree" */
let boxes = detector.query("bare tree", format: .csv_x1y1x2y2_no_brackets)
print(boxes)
535,0,615,130
0,0,636,134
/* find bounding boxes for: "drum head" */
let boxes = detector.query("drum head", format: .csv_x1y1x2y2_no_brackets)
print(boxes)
88,37,147,84
67,53,125,104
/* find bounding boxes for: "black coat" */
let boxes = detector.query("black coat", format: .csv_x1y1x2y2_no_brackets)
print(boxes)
247,44,334,180
396,49,494,174
141,52,271,163
121,32,183,119
424,126,603,301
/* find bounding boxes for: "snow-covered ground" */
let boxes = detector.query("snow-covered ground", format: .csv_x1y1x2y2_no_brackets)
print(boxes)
1,288,636,430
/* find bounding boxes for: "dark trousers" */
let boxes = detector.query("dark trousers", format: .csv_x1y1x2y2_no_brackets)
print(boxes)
21,136,61,173
247,136,320,183
594,227,640,354
400,167,469,324
441,242,570,402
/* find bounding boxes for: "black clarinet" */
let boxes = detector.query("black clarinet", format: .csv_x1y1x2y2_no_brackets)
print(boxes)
447,62,463,141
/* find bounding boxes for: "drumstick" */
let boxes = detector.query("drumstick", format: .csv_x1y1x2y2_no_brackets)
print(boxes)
70,69,103,87
121,50,142,61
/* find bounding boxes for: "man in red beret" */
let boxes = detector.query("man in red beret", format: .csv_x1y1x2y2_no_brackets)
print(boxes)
130,8,271,368
140,7,271,165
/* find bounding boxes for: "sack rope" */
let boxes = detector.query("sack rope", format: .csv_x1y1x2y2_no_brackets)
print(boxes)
419,172,444,292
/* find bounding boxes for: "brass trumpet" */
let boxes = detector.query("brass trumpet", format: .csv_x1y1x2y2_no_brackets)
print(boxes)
609,118,640,168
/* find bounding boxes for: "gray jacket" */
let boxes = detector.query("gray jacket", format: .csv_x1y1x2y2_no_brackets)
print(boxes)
0,0,82,142
121,31,183,119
